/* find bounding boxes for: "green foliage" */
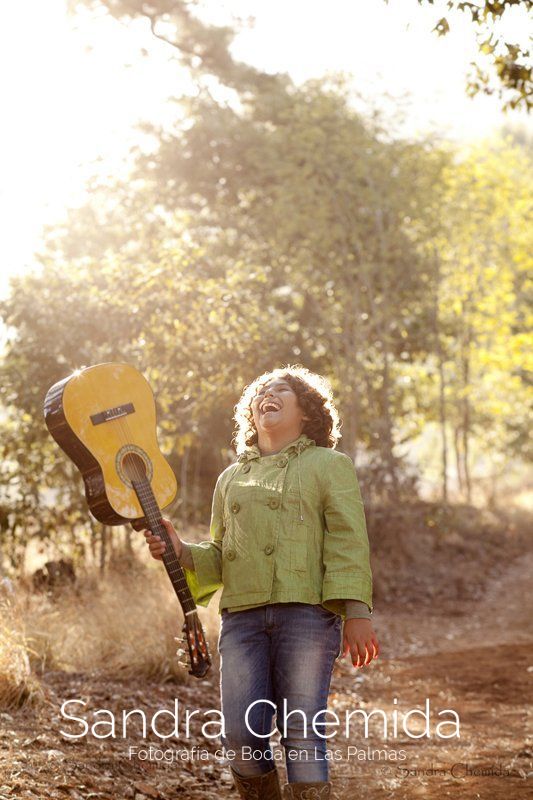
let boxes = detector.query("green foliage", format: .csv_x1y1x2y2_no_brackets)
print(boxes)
76,0,532,110
0,2,531,571
416,0,532,111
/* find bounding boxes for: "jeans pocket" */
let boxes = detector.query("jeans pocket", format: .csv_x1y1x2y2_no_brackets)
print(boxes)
312,603,339,621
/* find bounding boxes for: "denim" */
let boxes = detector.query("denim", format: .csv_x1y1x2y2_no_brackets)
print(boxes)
218,602,342,782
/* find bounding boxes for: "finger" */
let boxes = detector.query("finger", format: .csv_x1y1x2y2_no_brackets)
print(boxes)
372,636,380,659
358,639,372,665
147,541,163,558
352,653,362,669
350,640,366,668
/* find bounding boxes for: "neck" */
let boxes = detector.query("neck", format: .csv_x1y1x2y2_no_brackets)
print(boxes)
257,429,304,456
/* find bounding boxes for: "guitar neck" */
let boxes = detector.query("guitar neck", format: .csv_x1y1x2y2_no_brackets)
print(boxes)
132,477,196,615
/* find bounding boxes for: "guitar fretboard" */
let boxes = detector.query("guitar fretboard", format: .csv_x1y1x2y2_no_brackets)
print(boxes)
132,477,196,615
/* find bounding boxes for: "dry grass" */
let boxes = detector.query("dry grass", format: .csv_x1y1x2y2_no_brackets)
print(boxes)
0,594,44,710
0,560,221,709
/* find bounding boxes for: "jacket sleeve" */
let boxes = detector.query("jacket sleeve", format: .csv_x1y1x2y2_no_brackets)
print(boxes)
183,472,225,607
321,453,373,614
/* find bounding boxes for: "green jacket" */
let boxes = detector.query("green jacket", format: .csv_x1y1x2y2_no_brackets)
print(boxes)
184,433,373,618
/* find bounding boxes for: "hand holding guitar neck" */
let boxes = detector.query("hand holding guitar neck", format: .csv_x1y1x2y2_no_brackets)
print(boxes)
144,518,183,562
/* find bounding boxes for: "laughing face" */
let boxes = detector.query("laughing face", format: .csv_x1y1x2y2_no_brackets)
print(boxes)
251,377,307,439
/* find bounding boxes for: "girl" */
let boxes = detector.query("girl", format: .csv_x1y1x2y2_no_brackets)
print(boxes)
144,365,379,799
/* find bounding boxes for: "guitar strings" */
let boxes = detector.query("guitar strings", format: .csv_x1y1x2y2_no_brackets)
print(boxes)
110,382,203,635
82,369,147,508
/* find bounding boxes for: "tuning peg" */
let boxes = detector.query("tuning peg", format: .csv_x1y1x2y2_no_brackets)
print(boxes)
176,648,186,658
177,660,188,668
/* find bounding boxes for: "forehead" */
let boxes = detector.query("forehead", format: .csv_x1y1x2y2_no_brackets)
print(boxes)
256,378,292,392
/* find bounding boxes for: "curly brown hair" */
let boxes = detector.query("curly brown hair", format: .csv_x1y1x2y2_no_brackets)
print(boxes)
232,365,342,455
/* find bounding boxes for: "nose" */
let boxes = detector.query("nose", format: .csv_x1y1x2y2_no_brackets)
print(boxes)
264,388,280,403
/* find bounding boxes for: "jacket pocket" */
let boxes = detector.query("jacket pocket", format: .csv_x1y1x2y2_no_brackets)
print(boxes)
288,522,309,572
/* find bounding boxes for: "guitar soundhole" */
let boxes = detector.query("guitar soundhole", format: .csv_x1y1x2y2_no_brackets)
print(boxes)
116,445,153,488
121,452,147,482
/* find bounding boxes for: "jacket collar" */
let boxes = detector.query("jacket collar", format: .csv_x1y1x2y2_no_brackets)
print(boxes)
237,433,316,463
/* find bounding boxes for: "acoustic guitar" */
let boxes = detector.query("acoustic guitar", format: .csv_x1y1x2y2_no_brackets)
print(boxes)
44,362,211,678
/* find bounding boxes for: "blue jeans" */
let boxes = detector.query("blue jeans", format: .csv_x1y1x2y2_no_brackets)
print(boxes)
218,602,342,782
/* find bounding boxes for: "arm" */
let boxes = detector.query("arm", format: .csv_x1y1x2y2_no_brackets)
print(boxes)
323,456,379,668
321,453,373,612
345,599,372,620
177,542,194,571
144,471,226,607
181,471,226,607
321,454,379,667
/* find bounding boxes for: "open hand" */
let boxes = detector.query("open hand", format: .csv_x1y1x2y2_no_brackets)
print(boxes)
343,618,379,668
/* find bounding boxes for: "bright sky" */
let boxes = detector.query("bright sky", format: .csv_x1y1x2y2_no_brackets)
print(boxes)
0,0,530,298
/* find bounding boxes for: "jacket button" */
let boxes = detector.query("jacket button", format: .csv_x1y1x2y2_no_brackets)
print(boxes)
277,457,288,468
241,464,251,473
226,550,236,561
231,502,240,514
268,498,279,510
264,545,274,555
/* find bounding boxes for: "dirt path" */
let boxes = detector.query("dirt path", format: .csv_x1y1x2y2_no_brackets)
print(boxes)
329,548,533,798
375,548,533,659
1,551,532,800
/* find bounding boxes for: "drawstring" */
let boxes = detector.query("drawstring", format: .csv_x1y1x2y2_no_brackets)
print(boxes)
297,445,303,521
239,435,312,523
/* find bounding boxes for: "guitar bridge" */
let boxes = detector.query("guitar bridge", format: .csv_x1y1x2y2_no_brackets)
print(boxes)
90,403,135,425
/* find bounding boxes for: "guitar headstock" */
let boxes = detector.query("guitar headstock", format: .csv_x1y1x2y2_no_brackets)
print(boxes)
176,611,211,678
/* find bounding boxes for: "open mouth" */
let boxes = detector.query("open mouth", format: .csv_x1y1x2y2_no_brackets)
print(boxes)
261,402,281,414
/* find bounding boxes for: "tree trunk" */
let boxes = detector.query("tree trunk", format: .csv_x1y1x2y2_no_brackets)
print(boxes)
433,253,449,504
100,525,108,575
437,353,449,503
461,329,472,504
381,346,400,503
89,516,98,564
180,447,190,526
192,443,202,523
453,425,464,499
123,525,133,559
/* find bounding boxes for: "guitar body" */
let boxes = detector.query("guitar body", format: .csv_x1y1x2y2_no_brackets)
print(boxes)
44,363,177,525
